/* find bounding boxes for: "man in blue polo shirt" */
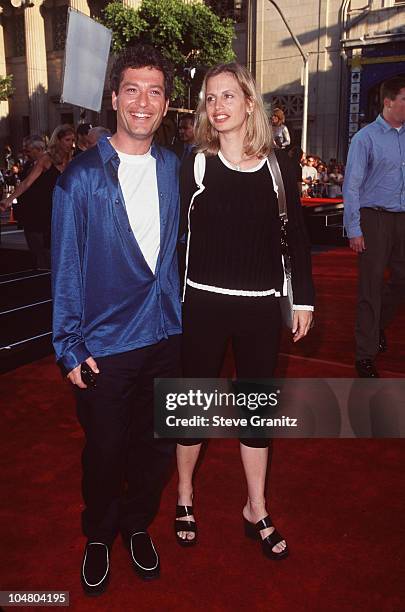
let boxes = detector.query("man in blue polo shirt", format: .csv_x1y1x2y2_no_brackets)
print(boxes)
343,76,405,377
52,45,181,594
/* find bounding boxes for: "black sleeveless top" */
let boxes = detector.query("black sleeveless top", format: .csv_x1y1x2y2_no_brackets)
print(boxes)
187,155,284,293
20,163,61,233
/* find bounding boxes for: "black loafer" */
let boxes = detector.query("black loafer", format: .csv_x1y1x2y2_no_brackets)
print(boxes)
378,329,387,353
128,531,160,580
355,359,379,378
81,542,110,596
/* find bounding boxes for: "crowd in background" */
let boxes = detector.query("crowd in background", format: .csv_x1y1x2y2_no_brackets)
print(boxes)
0,109,345,270
0,123,111,194
0,122,111,269
1,110,346,209
299,152,345,199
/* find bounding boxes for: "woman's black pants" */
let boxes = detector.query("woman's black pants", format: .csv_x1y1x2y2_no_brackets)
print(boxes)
179,288,281,448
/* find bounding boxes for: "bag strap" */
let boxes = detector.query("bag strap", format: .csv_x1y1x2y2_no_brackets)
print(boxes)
268,150,288,222
194,152,206,189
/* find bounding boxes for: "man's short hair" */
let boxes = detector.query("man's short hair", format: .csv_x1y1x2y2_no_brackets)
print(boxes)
29,139,46,151
76,123,92,137
87,126,112,146
179,113,195,126
110,44,174,100
89,126,111,138
23,135,45,151
381,76,405,102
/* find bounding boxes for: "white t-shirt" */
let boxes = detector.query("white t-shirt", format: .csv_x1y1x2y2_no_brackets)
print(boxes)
302,165,317,182
117,148,160,274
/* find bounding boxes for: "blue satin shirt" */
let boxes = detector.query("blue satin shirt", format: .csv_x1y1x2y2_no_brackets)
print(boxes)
52,136,182,374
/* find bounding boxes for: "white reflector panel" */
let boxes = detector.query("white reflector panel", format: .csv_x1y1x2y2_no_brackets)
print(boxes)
61,9,112,112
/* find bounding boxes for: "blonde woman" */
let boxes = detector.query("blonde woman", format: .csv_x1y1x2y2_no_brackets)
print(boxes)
1,125,75,268
175,63,314,560
271,107,290,149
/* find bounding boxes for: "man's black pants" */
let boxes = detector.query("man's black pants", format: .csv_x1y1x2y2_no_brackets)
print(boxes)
75,335,180,545
356,208,405,360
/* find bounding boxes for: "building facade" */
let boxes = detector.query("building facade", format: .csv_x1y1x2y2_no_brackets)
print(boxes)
245,0,405,160
1,0,405,159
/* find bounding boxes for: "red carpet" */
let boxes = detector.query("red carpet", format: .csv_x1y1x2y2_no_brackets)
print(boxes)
1,247,404,611
278,247,405,377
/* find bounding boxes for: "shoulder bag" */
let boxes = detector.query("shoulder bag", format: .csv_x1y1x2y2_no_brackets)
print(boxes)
268,150,294,329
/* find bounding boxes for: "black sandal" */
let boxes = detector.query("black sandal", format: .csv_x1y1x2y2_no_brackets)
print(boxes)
244,515,289,560
174,505,197,547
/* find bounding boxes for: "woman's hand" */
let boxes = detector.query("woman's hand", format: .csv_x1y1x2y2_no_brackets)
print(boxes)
2,153,50,205
292,310,313,342
0,199,11,212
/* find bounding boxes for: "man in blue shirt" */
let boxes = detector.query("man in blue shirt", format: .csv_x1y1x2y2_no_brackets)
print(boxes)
343,76,405,377
52,45,181,595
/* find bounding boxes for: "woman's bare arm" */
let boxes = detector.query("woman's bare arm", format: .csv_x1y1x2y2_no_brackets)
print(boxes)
0,153,52,210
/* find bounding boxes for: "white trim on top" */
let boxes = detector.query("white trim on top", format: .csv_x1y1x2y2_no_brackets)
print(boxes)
187,278,282,297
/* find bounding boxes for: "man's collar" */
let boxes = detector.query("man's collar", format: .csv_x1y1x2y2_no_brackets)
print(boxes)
97,135,165,164
376,113,405,133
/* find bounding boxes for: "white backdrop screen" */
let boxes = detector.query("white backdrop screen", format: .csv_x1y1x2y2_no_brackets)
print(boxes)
61,9,112,112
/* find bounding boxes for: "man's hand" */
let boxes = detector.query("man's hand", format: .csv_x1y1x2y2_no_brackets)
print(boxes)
67,356,99,389
349,235,365,253
292,310,313,342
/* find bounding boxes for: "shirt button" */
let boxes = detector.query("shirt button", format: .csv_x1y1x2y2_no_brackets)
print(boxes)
115,199,119,204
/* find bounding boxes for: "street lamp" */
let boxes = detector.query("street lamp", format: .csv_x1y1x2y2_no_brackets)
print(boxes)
183,66,196,111
266,0,309,153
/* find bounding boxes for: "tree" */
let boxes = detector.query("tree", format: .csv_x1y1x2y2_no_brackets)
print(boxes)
0,75,15,101
102,0,235,106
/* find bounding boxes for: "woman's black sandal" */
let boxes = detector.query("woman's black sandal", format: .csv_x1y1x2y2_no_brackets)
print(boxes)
244,515,289,560
175,505,197,547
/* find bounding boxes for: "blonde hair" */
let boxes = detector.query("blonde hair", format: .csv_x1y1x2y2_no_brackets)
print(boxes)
194,63,273,158
272,107,285,123
48,124,75,165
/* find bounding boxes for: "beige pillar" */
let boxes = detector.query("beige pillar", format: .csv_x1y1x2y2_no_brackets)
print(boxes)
24,0,48,135
69,0,90,16
0,7,9,137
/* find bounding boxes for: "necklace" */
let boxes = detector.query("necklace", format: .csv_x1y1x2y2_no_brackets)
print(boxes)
218,150,260,172
218,150,249,171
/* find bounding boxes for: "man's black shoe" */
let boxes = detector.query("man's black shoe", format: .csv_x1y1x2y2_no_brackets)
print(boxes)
81,542,110,596
355,359,379,378
128,531,160,580
378,329,387,353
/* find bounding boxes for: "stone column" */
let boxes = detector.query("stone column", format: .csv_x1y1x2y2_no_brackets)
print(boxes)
0,7,9,139
69,0,90,16
24,0,48,135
